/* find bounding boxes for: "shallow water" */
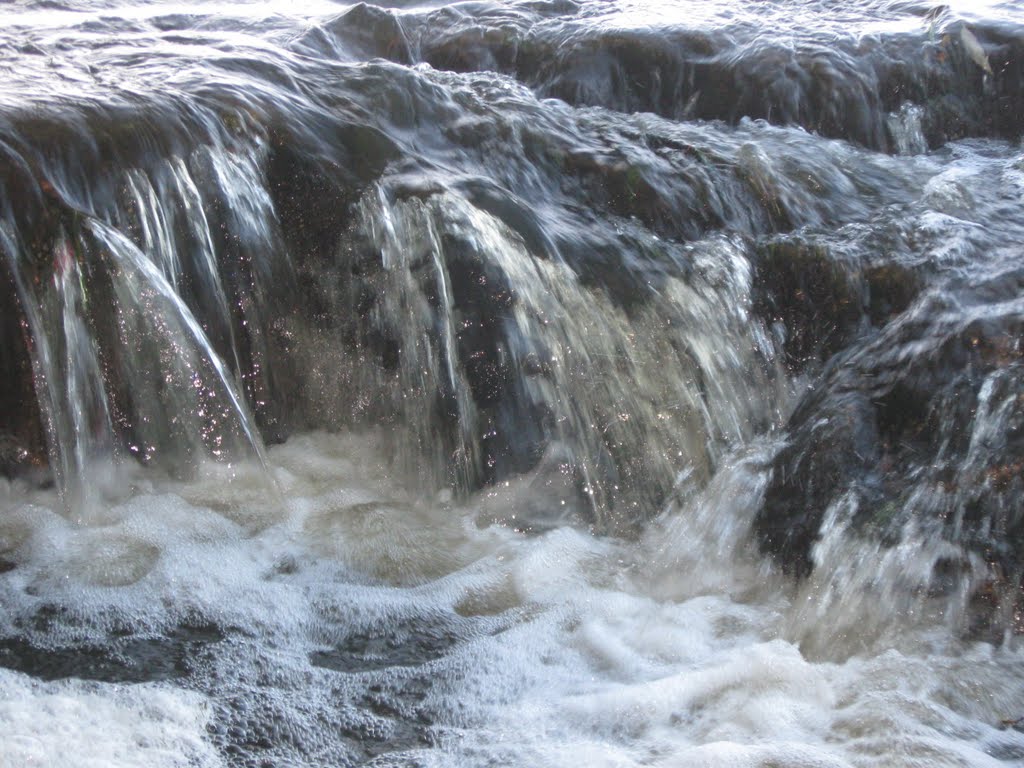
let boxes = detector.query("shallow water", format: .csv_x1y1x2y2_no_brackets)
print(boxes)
2,435,1023,767
2,0,1024,765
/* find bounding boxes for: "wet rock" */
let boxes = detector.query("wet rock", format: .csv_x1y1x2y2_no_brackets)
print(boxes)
864,262,922,327
295,4,413,64
416,8,524,74
755,390,885,579
558,143,721,241
752,236,921,371
267,123,397,268
410,11,1024,152
0,255,47,478
753,240,865,370
0,621,224,684
755,273,1024,632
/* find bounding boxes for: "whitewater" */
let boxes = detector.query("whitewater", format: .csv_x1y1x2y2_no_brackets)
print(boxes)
1,0,1023,765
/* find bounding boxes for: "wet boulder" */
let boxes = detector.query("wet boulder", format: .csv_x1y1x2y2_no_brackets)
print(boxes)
292,4,413,64
752,235,921,371
0,259,47,479
755,274,1024,632
410,7,1024,152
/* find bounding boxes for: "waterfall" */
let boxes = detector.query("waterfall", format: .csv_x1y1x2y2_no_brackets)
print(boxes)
1,2,1023,765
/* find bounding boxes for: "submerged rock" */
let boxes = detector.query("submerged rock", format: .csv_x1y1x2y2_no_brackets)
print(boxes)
407,10,1024,152
295,4,413,64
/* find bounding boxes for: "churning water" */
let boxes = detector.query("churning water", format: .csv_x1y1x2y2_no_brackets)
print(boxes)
1,0,1023,765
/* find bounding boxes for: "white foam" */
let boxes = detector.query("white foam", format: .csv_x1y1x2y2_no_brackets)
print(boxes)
0,433,1022,767
0,668,221,768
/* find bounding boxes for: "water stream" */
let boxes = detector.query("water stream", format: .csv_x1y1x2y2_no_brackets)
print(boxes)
1,0,1023,765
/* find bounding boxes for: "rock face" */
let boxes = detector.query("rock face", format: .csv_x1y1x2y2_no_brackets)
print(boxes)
0,261,46,477
755,269,1024,633
751,236,922,371
402,9,1024,152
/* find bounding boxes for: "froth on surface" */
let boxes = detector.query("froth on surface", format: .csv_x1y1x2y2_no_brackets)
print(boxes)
0,432,1022,766
0,668,221,768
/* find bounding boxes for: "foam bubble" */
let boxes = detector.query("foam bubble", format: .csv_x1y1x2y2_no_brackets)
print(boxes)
0,668,221,768
0,433,1022,767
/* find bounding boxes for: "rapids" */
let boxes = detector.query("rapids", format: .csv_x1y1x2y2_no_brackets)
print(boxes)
1,0,1023,765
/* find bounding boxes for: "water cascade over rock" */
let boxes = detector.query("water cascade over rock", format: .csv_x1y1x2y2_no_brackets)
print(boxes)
1,1,1024,765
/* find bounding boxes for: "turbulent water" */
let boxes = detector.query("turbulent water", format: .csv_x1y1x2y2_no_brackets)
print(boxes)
1,0,1024,765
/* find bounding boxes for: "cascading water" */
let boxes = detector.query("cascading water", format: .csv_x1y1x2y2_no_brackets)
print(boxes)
1,0,1024,766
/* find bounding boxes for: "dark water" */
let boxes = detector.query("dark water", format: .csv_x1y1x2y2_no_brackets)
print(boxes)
1,0,1024,765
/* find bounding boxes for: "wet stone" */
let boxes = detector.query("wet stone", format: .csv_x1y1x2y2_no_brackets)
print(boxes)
756,274,1024,633
0,623,224,684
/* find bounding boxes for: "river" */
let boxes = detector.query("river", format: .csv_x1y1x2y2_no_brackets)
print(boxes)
1,0,1023,765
